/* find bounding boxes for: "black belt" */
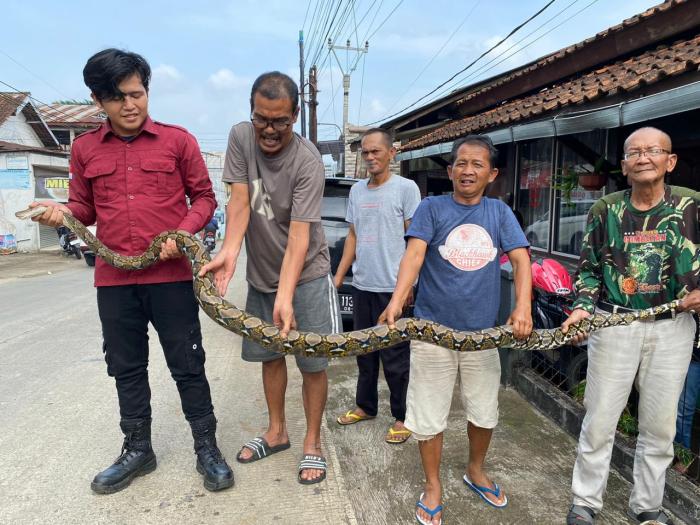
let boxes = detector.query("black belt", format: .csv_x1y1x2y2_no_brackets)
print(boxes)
596,301,675,321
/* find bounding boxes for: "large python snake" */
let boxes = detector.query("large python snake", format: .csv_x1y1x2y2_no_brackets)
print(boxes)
16,206,682,358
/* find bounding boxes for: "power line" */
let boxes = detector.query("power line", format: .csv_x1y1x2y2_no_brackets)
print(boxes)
0,48,71,101
360,0,385,43
310,0,354,66
382,0,482,116
305,0,332,63
0,79,93,126
302,0,315,32
350,0,360,49
365,0,404,42
365,0,558,125
344,0,378,44
308,0,345,66
421,0,590,107
356,51,367,123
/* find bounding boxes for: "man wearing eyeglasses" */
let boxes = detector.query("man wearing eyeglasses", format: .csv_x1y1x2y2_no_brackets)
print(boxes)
201,71,340,485
563,127,700,525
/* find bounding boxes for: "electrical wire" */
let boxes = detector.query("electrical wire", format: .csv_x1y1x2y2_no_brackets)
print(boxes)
302,0,315,32
0,80,93,126
382,0,482,116
364,0,557,125
356,51,367,122
364,0,404,42
0,49,71,101
419,0,584,107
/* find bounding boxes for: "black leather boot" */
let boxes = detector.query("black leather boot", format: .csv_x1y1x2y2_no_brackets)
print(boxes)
190,414,234,491
91,418,157,494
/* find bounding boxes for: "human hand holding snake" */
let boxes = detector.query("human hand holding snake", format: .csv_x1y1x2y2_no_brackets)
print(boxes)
15,205,683,358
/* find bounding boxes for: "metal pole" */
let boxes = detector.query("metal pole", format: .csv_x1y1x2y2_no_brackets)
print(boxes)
342,74,350,139
298,30,306,138
309,66,318,146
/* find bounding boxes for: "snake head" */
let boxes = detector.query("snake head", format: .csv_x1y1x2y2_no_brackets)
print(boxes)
15,206,48,220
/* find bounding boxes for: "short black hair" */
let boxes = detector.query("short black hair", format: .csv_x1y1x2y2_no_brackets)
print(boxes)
450,135,498,168
83,48,151,101
250,72,299,114
361,128,393,149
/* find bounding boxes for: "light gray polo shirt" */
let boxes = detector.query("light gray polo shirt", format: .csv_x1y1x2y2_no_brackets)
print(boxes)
346,175,421,292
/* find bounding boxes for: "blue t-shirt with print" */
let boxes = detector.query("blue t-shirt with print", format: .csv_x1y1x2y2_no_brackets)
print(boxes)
407,195,528,332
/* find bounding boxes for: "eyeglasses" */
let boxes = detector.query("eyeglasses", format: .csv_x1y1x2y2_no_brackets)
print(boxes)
623,148,670,161
250,115,293,131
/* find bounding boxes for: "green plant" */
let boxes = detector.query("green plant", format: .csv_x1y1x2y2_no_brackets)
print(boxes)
553,166,582,204
554,156,621,204
617,407,638,436
674,443,695,469
570,380,639,437
571,379,586,402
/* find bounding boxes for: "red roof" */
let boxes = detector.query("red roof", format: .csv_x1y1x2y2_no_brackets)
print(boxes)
402,34,700,151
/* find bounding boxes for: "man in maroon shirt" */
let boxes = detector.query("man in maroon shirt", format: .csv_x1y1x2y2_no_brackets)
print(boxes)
29,48,233,494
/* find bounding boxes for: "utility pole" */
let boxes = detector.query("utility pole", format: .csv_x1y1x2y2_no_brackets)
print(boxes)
328,39,369,138
298,30,306,138
327,39,368,175
309,65,318,146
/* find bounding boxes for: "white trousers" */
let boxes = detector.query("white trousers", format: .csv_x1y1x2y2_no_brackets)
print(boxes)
571,310,694,515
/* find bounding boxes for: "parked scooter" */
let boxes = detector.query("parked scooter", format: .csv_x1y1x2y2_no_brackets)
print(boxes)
57,225,82,259
77,224,97,266
530,259,587,393
203,230,216,254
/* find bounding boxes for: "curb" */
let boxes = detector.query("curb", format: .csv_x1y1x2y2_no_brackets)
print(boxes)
512,367,700,524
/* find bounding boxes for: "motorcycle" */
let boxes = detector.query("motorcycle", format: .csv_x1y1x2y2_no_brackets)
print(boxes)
57,225,82,259
530,259,588,393
203,230,216,254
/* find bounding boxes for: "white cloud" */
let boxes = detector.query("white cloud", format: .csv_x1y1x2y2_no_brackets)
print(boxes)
208,68,249,90
153,64,182,82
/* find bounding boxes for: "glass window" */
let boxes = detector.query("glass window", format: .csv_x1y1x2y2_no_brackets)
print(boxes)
517,139,553,250
554,131,607,255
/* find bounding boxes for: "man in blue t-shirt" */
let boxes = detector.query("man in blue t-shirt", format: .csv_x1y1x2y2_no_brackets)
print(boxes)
380,135,532,525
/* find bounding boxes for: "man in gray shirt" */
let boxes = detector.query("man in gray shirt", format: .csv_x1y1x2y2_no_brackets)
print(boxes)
200,72,340,485
334,128,421,443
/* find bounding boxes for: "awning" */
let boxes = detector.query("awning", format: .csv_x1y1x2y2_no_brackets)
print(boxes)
396,80,700,161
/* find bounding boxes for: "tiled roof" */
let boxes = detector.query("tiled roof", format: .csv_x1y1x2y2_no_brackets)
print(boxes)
38,103,105,126
0,92,60,148
452,0,685,110
0,92,29,125
402,34,700,151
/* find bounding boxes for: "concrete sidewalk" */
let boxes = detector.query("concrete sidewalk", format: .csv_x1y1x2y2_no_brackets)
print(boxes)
0,251,686,524
0,249,81,283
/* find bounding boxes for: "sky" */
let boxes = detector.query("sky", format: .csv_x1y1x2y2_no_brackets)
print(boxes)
2,0,660,154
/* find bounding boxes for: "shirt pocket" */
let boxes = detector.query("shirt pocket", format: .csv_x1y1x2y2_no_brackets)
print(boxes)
83,158,118,203
141,157,178,196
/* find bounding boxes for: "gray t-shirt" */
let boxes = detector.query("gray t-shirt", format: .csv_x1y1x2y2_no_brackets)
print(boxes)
222,122,330,292
346,175,421,292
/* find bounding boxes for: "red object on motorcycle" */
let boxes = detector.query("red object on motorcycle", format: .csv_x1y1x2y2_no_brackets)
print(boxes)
532,259,573,295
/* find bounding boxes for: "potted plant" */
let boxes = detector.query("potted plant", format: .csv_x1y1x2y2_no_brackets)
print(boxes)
554,157,619,203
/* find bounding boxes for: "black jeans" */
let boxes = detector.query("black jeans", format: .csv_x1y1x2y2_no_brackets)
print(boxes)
352,288,410,421
97,281,214,422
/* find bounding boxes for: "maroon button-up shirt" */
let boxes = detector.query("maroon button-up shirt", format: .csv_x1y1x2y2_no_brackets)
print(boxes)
67,117,216,287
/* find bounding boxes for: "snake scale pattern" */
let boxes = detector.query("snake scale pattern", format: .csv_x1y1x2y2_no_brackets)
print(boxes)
16,206,681,358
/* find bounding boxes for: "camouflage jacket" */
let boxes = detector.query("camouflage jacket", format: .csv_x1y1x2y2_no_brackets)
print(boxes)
573,186,700,320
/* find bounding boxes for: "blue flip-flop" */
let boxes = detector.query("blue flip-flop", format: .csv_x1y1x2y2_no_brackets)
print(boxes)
463,474,508,509
416,492,443,525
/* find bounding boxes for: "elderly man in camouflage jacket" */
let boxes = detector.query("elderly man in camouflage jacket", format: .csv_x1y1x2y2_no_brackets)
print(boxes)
563,127,700,525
